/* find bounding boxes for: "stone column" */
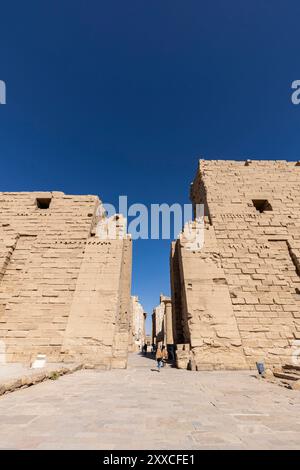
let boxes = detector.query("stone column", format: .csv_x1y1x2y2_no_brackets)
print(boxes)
151,311,156,345
142,312,147,345
164,300,174,345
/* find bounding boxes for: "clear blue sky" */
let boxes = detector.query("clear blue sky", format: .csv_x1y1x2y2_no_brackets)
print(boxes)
0,1,300,333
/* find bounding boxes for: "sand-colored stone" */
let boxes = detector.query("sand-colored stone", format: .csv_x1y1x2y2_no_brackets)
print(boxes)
0,363,83,397
171,160,300,370
128,296,146,351
0,191,132,368
152,295,173,347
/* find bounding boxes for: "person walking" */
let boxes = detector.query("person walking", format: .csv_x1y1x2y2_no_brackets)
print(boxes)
156,346,163,372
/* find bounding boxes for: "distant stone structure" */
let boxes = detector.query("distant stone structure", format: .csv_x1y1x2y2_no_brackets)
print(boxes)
129,296,146,351
152,295,173,349
0,191,132,369
171,160,300,370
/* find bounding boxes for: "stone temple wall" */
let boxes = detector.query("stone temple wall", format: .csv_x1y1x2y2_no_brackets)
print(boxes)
0,191,132,368
129,296,146,352
152,295,173,348
171,160,300,370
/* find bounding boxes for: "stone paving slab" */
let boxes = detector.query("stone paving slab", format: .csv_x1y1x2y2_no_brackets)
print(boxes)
0,353,299,449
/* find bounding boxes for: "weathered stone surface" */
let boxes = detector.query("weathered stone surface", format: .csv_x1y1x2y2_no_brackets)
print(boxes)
175,343,191,369
292,380,300,390
0,191,132,368
171,160,300,370
0,363,83,396
274,371,298,381
152,295,173,347
0,354,300,449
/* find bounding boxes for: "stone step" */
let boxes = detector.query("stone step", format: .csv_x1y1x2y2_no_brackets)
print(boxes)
282,364,300,375
273,371,300,381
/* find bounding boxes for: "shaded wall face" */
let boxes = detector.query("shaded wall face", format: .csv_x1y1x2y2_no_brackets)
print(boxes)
0,192,132,368
186,160,300,368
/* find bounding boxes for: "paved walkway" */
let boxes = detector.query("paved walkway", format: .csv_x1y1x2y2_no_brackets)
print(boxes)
0,353,299,449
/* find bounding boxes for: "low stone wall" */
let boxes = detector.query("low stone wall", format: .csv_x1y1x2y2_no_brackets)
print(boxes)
0,363,83,397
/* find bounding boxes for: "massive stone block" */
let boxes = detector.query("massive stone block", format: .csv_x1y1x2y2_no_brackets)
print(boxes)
171,160,300,369
152,295,173,347
0,191,132,368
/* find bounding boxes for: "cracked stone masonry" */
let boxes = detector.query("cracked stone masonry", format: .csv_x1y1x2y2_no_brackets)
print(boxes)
0,159,300,373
